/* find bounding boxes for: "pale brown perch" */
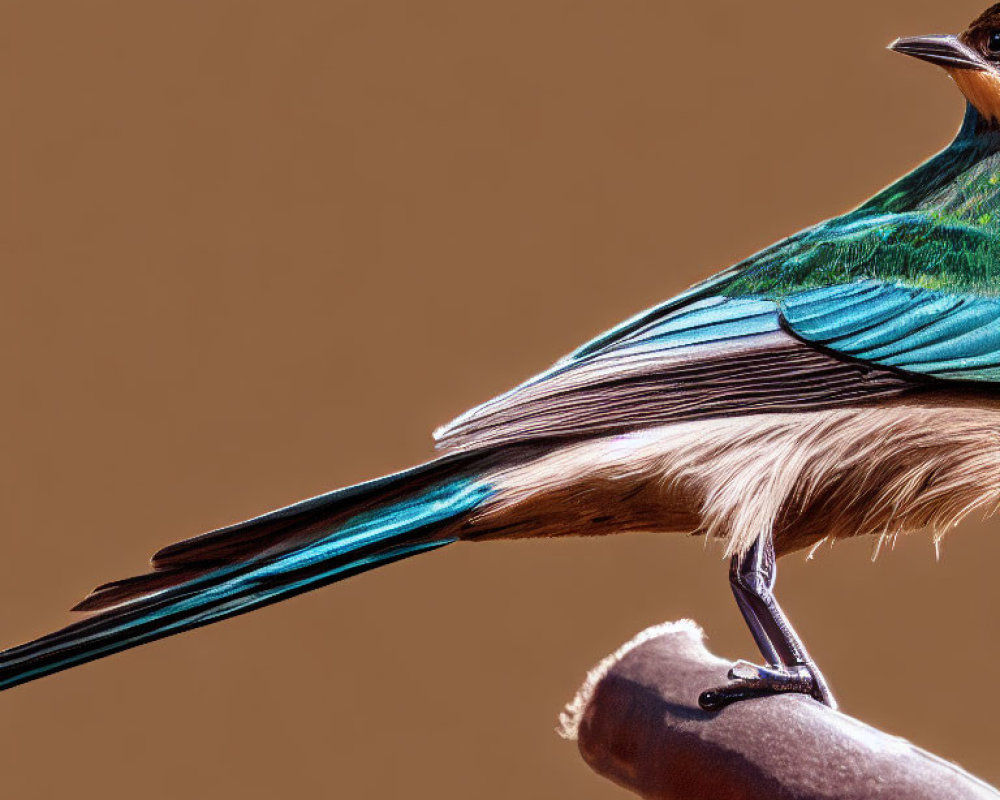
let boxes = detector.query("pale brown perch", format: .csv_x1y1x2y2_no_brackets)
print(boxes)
559,621,1000,800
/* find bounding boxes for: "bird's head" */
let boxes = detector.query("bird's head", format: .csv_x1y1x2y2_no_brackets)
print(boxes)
891,5,1000,124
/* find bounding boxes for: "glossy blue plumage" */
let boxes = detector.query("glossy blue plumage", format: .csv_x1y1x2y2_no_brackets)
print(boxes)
606,297,777,353
0,476,495,690
782,281,1000,381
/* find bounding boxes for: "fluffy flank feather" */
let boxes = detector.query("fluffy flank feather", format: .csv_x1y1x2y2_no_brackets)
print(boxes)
480,396,1000,557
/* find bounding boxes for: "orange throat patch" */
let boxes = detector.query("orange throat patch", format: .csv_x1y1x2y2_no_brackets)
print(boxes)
949,66,1000,123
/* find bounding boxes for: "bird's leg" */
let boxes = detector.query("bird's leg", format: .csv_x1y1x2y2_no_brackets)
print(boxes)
699,531,837,711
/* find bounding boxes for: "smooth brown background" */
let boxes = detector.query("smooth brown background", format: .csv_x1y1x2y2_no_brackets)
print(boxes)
1,1,998,797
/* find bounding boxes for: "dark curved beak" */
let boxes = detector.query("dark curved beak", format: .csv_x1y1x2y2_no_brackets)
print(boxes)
889,35,986,71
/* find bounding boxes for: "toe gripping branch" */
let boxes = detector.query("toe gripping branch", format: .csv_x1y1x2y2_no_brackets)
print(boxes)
699,532,837,711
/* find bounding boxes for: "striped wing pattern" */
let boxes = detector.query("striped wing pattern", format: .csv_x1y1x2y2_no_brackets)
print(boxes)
435,295,913,452
782,281,1000,382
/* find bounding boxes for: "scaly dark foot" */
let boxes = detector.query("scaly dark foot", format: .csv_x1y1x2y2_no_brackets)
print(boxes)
701,532,837,712
699,660,836,711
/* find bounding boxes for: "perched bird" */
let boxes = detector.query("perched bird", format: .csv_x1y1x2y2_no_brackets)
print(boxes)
4,6,1000,711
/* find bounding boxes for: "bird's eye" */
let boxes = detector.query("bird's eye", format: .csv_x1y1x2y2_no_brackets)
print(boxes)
989,30,1000,53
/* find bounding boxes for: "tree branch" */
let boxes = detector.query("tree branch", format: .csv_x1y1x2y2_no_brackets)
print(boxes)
559,621,999,800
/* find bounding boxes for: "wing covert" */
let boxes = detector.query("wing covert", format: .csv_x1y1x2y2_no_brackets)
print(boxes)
782,281,1000,382
435,296,913,453
437,202,1000,453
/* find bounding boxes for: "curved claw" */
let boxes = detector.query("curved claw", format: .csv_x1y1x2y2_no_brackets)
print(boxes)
699,662,835,712
699,684,772,711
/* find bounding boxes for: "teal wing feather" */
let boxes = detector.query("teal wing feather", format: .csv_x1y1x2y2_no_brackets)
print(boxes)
439,119,1000,449
571,112,1000,360
435,293,910,451
724,205,1000,384
558,210,1000,375
782,281,1000,382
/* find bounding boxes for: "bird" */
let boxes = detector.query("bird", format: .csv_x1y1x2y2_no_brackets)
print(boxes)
3,5,1000,711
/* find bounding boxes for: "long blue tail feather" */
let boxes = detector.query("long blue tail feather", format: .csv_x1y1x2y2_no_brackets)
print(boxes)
0,473,495,691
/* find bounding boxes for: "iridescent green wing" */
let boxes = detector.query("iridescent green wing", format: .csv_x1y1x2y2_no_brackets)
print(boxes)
574,117,1000,381
437,143,1000,452
721,208,1000,384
